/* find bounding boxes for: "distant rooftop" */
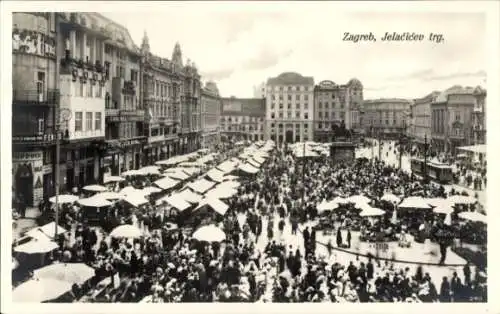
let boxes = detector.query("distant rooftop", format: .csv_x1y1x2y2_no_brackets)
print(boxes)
267,72,314,86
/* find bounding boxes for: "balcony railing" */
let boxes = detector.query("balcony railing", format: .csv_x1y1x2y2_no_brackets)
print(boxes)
13,89,59,105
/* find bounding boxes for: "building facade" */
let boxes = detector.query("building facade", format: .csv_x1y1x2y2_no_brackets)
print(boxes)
265,72,314,144
220,97,266,142
313,79,364,142
410,91,440,145
200,81,221,149
12,12,62,206
472,87,487,145
431,85,485,153
140,33,182,165
363,98,412,139
174,47,202,155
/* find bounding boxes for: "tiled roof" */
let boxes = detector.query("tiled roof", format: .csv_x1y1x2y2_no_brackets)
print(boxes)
221,97,266,117
267,72,314,86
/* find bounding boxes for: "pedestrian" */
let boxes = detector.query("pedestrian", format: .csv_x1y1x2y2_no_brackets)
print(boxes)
336,227,343,248
347,229,352,249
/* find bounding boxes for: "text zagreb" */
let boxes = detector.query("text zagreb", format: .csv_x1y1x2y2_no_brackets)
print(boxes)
343,32,445,43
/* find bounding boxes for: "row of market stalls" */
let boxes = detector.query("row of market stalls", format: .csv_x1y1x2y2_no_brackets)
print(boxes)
289,142,331,158
12,141,277,302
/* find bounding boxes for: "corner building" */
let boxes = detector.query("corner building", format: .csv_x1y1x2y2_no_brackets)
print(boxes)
265,72,314,144
220,97,266,142
313,79,364,142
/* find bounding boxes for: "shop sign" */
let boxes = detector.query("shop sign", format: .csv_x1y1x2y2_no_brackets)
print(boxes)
13,151,43,161
12,29,56,58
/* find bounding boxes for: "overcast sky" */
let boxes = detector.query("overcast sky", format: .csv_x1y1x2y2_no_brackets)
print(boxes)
103,5,486,99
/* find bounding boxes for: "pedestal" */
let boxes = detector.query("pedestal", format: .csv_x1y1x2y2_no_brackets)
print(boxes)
330,141,356,163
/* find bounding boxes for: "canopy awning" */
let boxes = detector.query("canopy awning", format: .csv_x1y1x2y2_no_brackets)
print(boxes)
154,177,180,190
177,189,203,204
206,168,225,183
188,178,216,194
238,163,259,174
157,194,191,211
195,198,229,216
456,144,486,154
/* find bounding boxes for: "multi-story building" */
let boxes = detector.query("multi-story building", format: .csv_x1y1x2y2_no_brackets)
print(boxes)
265,72,314,144
472,87,487,145
253,81,266,98
363,98,412,139
313,79,364,142
431,85,486,153
140,33,181,164
201,81,221,149
177,48,202,154
220,97,266,142
410,91,440,147
12,12,62,206
91,14,145,175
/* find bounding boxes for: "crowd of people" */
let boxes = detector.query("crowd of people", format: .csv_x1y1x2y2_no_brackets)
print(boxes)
12,139,487,303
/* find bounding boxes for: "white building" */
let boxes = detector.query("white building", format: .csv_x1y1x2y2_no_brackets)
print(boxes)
265,72,314,144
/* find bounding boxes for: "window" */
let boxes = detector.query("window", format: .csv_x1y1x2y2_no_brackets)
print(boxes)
287,103,291,110
271,123,275,128
38,118,44,134
288,95,292,101
304,95,309,101
271,113,275,119
296,111,300,118
79,82,84,97
287,112,291,119
332,112,336,119
279,112,283,118
304,103,308,109
86,112,93,130
385,119,389,125
87,84,93,97
279,103,283,109
296,103,300,109
319,102,322,109
455,112,460,121
325,112,329,119
319,112,323,119
304,113,309,119
75,112,83,131
318,123,322,129
95,112,102,130
332,94,335,99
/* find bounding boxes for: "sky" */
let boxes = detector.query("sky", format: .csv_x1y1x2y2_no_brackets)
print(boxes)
103,4,486,99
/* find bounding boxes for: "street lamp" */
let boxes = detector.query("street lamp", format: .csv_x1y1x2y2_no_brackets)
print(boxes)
423,134,429,183
54,107,72,238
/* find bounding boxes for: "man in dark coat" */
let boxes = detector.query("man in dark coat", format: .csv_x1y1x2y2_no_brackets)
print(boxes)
336,228,343,248
347,229,352,248
440,276,451,302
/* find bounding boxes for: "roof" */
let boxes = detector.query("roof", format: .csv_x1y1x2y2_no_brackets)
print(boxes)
435,85,478,103
221,97,266,117
267,72,314,86
364,98,413,105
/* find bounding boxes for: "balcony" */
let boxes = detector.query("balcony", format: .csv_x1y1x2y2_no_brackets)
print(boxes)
105,109,144,122
13,89,59,106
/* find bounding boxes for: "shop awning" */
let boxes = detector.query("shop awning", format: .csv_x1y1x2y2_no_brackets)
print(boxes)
194,198,229,216
156,194,191,211
188,178,216,194
457,144,486,154
154,177,180,190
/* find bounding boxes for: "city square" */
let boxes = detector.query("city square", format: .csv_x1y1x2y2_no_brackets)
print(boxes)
9,10,488,304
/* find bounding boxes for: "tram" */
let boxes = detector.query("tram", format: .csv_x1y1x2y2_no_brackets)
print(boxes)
410,158,453,184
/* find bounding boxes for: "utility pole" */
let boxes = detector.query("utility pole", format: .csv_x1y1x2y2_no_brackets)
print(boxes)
424,134,428,183
54,107,71,238
301,140,306,208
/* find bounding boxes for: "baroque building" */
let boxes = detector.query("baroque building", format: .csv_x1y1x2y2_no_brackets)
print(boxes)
200,81,222,149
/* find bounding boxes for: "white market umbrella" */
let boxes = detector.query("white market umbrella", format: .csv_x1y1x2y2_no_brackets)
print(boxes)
347,195,371,205
156,194,191,212
381,193,401,204
223,175,239,181
218,180,241,190
192,225,226,242
399,196,432,209
103,176,125,183
360,207,385,217
444,213,452,226
123,193,149,207
332,196,349,205
458,211,487,224
317,200,338,212
433,205,454,215
78,196,112,208
49,194,78,204
154,177,180,190
110,224,143,238
34,263,95,285
27,222,67,239
14,238,58,254
13,278,73,302
82,184,107,192
177,189,203,204
94,191,124,200
120,186,142,196
448,195,477,205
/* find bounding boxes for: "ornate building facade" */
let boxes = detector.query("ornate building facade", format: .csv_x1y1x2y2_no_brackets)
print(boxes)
431,85,486,153
265,72,314,144
409,91,439,147
200,81,221,149
140,33,181,164
313,79,364,142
